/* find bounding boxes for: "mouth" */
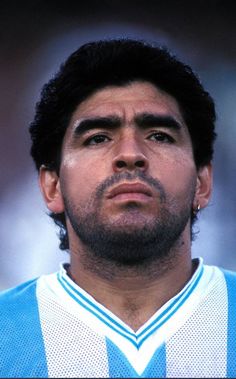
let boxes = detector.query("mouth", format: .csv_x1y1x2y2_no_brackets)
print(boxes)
107,182,153,201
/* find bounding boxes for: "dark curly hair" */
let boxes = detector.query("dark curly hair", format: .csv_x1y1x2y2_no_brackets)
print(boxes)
29,38,217,250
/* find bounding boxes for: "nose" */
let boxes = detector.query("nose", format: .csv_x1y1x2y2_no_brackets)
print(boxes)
112,134,149,173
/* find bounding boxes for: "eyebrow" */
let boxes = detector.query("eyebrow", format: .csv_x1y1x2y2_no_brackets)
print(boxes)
73,116,121,136
134,113,183,130
73,113,182,137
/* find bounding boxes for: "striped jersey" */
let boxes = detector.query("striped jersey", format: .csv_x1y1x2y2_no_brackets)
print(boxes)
0,258,236,378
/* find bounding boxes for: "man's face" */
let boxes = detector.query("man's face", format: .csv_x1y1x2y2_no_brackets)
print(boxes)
50,81,207,265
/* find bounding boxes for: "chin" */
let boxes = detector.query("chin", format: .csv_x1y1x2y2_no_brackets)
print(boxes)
107,211,155,228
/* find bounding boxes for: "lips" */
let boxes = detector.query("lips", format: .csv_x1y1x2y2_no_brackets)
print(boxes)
107,182,153,199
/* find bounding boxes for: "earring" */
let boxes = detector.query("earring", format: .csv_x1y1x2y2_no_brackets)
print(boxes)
193,204,201,215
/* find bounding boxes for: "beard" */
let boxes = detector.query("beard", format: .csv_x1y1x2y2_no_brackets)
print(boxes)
63,171,195,268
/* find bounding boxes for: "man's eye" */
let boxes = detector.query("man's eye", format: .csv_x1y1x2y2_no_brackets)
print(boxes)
148,132,174,143
85,134,110,145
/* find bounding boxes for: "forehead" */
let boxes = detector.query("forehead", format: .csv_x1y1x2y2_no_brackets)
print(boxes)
69,81,186,127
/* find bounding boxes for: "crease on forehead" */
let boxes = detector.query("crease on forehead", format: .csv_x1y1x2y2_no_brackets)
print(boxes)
68,81,187,133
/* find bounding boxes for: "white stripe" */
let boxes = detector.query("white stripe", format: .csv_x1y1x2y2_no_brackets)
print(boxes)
166,266,228,378
36,277,110,378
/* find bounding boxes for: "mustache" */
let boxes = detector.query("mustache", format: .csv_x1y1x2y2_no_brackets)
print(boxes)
96,171,166,202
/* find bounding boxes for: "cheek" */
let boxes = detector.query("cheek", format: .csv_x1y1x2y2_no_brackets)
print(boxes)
151,151,197,199
60,152,110,202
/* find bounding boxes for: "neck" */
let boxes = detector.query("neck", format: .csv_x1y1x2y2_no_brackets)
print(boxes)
68,231,195,331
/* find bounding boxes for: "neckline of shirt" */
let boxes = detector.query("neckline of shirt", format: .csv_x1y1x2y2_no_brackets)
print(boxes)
56,258,204,348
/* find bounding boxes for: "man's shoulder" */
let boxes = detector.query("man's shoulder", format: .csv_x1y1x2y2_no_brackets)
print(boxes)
0,277,44,351
0,278,49,377
207,265,236,309
219,267,236,281
204,264,236,282
0,277,38,302
0,278,39,322
219,267,236,303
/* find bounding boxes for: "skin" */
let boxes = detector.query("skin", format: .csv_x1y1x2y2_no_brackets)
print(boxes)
40,81,212,331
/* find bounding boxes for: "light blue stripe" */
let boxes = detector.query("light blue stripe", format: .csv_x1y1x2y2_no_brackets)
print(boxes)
57,274,138,347
59,272,135,338
0,279,48,377
137,266,204,348
106,338,140,377
223,269,236,378
137,265,204,341
141,343,166,378
106,338,166,377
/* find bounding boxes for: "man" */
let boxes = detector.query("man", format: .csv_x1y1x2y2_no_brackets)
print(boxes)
0,39,235,378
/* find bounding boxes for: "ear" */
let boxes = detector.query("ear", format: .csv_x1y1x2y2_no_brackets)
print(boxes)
39,166,65,213
194,164,213,210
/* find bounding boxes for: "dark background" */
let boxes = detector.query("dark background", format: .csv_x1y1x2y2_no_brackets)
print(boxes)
1,0,236,289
